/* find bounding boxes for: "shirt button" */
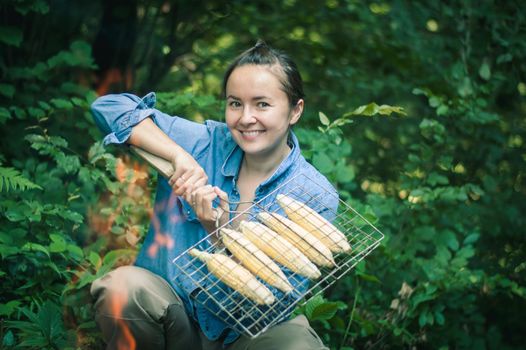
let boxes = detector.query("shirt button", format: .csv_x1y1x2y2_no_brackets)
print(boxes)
187,210,191,215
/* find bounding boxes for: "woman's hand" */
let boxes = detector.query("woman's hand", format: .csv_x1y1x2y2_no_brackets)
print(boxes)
167,149,208,197
188,185,229,233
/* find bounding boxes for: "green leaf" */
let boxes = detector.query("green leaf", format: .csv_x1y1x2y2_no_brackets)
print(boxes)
0,84,15,98
89,251,102,268
418,311,428,327
27,107,46,118
304,294,326,319
347,102,407,117
427,172,449,186
312,153,335,172
10,106,27,119
33,301,65,342
463,233,480,245
50,98,74,110
458,77,473,97
49,233,67,253
456,246,475,260
335,164,355,183
38,101,52,110
435,311,445,325
319,111,330,126
436,104,449,116
0,301,21,317
412,87,431,96
59,209,84,223
0,26,23,47
56,153,81,174
479,62,491,80
22,242,50,257
356,271,381,283
0,167,42,192
496,53,513,64
2,330,15,346
442,230,459,251
14,0,49,15
429,96,441,108
0,107,11,123
67,244,84,260
71,97,86,107
309,301,346,321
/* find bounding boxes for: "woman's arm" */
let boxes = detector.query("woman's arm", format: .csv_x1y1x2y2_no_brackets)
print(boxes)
91,92,208,197
128,117,208,197
91,92,229,231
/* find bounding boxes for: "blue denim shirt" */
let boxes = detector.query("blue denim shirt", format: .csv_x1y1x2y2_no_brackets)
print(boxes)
91,92,339,345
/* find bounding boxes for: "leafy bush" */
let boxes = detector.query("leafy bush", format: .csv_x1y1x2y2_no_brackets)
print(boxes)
1,1,525,349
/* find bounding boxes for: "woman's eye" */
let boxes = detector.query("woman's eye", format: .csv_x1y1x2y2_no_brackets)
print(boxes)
229,101,241,108
257,102,270,108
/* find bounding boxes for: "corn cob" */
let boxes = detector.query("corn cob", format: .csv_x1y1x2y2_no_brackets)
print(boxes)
188,249,275,305
276,194,351,253
239,220,321,279
220,228,293,293
257,212,336,267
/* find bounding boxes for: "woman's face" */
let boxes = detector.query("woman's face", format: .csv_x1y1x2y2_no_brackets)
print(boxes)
225,64,303,160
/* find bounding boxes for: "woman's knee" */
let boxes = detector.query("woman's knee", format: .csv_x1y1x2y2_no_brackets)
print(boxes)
253,329,326,350
90,265,179,321
242,316,328,350
91,266,145,302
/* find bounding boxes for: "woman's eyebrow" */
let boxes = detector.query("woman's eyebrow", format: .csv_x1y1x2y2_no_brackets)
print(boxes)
253,96,271,101
227,95,271,101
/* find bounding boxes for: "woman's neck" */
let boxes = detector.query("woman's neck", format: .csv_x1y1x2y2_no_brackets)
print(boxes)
241,144,291,180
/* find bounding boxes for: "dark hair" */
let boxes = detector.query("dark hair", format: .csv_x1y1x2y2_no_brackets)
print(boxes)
222,40,305,106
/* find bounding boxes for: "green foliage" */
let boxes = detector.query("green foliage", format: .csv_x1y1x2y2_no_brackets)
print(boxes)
0,167,42,192
294,294,348,323
1,0,525,349
5,301,75,349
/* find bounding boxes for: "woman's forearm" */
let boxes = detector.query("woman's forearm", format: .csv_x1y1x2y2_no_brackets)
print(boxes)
128,117,184,161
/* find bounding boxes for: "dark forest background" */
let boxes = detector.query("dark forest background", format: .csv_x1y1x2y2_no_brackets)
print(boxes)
1,0,525,349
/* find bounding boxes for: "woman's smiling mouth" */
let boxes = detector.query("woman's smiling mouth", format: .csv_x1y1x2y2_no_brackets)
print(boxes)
239,130,266,139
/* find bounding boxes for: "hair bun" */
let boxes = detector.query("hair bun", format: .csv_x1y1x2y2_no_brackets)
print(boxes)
254,39,269,50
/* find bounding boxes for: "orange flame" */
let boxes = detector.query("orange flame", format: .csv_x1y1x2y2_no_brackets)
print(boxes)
147,200,177,258
96,68,133,96
109,274,136,350
73,156,152,348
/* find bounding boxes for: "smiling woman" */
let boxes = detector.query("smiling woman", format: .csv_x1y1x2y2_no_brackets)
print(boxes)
89,40,336,350
226,64,303,167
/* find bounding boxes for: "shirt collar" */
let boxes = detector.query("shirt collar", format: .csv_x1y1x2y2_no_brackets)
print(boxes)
220,130,301,185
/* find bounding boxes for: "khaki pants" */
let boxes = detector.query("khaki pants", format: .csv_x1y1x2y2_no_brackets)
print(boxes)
90,266,329,350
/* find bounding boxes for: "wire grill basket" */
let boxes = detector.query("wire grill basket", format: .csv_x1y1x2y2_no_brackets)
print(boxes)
172,172,384,338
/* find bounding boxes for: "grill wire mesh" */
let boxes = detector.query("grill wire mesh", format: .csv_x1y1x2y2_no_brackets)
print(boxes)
172,173,384,338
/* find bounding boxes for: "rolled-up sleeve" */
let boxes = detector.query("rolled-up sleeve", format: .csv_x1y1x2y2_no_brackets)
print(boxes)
91,92,158,145
90,92,212,158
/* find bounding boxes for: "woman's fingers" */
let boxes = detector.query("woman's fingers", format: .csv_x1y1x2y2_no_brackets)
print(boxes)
191,185,214,205
191,185,218,220
182,176,208,203
213,186,230,227
214,186,229,210
169,167,208,196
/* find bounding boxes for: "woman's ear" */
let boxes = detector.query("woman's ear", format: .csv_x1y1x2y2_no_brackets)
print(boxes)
289,99,304,126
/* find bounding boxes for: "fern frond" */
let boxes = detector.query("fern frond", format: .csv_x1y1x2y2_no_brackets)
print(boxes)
0,167,42,192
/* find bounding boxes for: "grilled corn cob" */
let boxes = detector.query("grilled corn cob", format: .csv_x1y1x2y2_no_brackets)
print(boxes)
257,212,336,267
239,220,321,279
188,249,275,305
220,228,293,293
276,194,351,253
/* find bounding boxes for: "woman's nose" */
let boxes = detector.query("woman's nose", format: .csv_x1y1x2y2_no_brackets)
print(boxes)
239,106,256,125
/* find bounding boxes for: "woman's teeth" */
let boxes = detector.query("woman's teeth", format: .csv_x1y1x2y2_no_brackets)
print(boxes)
242,130,264,136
